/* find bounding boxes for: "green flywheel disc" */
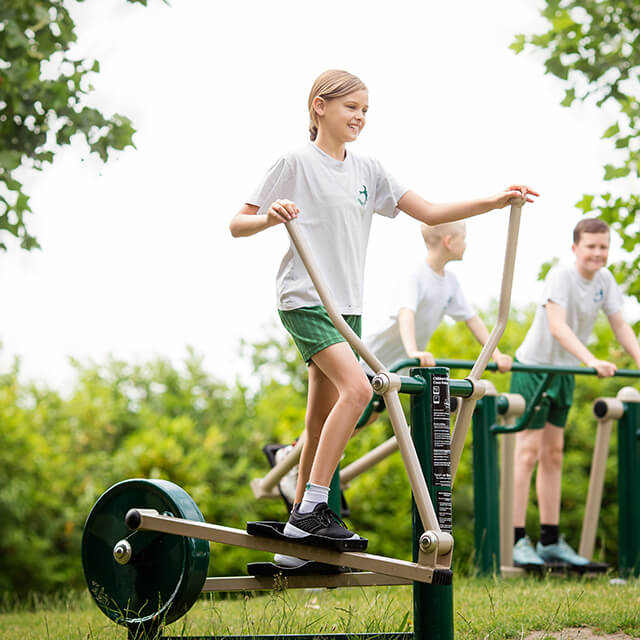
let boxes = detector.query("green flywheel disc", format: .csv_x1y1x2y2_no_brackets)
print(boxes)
81,478,210,627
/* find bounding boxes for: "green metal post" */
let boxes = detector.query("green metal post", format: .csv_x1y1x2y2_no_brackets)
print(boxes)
328,466,341,516
410,367,453,640
618,399,640,577
471,396,500,575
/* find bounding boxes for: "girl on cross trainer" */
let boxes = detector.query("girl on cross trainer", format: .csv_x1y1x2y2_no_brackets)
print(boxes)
229,69,537,552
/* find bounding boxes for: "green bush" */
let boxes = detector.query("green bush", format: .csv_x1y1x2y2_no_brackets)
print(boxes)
0,305,638,595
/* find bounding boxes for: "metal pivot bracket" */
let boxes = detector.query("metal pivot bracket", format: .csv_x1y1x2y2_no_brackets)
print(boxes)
371,372,402,394
418,530,454,571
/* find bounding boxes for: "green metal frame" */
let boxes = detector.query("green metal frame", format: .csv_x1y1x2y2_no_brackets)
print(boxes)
149,366,460,640
431,357,640,577
411,368,454,640
618,399,640,577
471,396,500,575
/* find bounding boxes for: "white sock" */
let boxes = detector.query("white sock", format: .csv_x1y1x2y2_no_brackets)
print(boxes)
298,483,329,514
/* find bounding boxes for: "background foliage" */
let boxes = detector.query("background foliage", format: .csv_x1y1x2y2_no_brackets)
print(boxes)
0,0,161,251
1,302,637,595
512,0,640,312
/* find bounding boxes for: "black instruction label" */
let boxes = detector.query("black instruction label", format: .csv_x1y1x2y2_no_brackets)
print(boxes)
431,373,451,488
437,491,453,533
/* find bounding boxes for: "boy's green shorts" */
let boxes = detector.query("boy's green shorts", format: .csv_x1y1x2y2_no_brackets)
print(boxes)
509,364,575,429
278,305,361,364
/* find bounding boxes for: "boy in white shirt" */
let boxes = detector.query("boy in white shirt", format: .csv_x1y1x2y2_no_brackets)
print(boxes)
511,218,640,567
364,221,513,374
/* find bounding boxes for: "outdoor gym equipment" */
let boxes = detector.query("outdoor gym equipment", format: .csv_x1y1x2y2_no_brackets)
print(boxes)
81,199,524,640
269,356,640,577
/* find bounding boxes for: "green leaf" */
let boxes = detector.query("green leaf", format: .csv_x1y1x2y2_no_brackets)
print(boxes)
602,122,620,138
0,151,23,172
510,34,526,54
575,194,595,213
538,257,559,281
561,88,576,107
603,164,630,180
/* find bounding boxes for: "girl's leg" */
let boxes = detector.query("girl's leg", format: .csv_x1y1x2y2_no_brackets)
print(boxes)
513,428,544,527
536,422,564,525
305,342,371,487
294,361,339,504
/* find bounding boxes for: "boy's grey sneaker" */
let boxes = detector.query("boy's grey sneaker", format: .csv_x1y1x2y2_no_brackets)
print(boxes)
513,536,544,566
536,536,589,566
284,503,360,540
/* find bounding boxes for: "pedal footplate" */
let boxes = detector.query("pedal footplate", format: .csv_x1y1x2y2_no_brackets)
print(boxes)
246,520,368,552
517,561,608,574
546,560,609,574
247,561,348,576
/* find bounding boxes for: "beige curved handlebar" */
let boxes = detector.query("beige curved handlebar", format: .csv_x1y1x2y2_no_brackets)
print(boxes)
449,199,523,483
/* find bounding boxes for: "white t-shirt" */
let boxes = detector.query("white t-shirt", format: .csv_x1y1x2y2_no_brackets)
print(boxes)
516,264,624,366
247,143,408,313
363,262,475,372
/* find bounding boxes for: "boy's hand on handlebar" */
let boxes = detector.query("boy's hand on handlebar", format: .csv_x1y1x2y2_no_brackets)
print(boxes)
586,357,617,377
493,185,539,208
267,199,299,226
408,351,436,367
493,353,513,372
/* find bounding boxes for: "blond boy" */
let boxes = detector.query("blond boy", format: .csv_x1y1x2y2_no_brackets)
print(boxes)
364,221,512,373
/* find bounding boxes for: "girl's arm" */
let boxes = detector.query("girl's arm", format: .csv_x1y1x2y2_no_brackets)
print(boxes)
229,200,299,238
396,185,538,226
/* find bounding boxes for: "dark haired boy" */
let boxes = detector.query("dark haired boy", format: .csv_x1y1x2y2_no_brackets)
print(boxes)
511,218,640,567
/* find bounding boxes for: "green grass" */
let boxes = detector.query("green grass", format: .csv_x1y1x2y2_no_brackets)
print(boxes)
1,576,639,640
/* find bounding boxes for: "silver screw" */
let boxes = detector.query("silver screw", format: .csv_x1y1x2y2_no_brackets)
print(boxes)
113,539,133,565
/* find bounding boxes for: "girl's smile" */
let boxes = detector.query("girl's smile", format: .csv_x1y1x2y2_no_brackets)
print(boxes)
314,89,369,151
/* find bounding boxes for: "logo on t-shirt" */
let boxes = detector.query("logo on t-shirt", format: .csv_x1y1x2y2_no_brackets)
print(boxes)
593,287,604,303
358,185,368,206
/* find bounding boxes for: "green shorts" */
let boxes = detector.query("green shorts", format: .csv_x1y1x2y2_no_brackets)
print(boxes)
509,365,575,429
278,305,362,364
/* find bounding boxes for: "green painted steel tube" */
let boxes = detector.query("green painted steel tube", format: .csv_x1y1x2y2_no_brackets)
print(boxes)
328,464,342,517
398,375,428,394
618,401,640,577
410,368,454,640
448,379,474,398
471,397,501,575
432,359,640,378
490,374,555,434
496,395,509,415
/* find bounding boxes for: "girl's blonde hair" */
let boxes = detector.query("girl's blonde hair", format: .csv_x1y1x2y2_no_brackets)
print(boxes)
307,70,367,141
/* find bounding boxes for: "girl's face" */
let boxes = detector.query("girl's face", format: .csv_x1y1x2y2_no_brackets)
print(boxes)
314,89,369,143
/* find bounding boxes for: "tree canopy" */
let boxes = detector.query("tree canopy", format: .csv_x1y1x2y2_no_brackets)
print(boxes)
512,1,640,305
0,0,159,251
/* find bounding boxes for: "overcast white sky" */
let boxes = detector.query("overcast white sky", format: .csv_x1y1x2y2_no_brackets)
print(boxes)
1,0,637,390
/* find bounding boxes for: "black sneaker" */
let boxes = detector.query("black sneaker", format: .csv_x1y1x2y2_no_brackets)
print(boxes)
284,503,360,540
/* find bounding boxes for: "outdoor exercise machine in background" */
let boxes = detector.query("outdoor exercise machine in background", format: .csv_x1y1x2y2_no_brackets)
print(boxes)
255,357,640,578
81,199,524,640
